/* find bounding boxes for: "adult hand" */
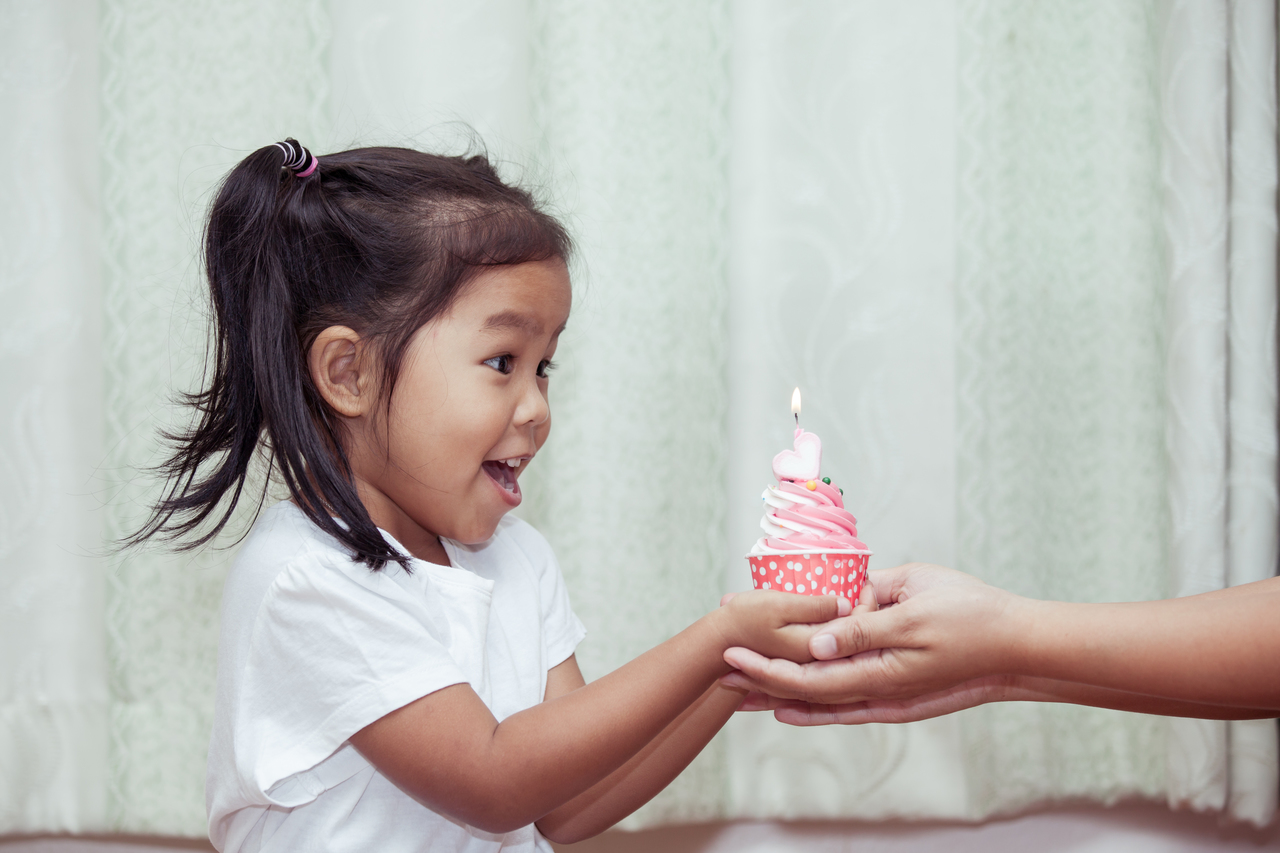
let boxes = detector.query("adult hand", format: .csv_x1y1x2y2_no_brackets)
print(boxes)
735,674,1021,725
721,563,1024,706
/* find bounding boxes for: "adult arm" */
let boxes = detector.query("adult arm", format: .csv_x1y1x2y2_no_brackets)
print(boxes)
721,563,1280,721
734,672,1280,724
349,591,847,838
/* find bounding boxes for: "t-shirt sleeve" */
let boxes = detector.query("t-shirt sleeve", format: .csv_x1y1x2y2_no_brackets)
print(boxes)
527,529,587,669
234,553,479,802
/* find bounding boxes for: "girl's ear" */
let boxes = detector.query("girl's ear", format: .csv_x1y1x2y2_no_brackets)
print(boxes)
309,326,373,418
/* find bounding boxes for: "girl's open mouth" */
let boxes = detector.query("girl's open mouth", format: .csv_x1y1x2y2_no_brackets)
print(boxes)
482,459,523,504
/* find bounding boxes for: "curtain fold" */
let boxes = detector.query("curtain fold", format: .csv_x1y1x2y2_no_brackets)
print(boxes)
1160,0,1279,825
1224,0,1280,827
0,0,107,833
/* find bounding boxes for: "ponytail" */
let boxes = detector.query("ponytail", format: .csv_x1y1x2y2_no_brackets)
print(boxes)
128,140,571,570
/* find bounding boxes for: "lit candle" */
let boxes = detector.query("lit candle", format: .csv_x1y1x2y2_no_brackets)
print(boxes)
774,387,821,482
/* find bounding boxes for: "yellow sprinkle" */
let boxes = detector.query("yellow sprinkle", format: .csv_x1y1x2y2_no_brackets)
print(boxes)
806,480,817,490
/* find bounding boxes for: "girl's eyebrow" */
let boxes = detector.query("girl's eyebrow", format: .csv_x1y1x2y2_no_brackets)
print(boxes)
481,311,543,335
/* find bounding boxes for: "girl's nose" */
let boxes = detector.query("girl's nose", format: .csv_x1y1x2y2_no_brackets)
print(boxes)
514,375,550,427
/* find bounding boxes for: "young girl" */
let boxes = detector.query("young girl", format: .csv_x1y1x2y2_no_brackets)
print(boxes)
134,139,850,852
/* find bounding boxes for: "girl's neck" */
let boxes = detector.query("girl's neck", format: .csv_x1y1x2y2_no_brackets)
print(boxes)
358,485,451,566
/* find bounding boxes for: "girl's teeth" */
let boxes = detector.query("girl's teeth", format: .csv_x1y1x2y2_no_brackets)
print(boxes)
506,459,520,467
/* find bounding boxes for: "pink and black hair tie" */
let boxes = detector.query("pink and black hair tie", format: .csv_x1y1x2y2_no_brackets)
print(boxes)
274,138,318,178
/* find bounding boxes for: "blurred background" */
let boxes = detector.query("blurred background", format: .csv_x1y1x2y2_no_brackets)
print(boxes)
2,1,1279,850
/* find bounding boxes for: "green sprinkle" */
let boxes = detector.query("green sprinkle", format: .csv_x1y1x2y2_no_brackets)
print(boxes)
822,477,831,485
839,487,844,495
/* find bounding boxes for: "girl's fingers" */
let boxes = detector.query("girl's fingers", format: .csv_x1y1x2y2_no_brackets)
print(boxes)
735,691,782,712
775,701,868,727
719,669,759,692
722,647,812,701
724,647,876,703
771,701,851,727
780,592,849,624
720,592,739,607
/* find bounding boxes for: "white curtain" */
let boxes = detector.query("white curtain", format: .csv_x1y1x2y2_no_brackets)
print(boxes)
0,0,107,833
1,0,1276,838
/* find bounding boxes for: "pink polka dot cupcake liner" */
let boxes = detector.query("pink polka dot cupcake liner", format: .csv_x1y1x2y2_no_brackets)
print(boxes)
746,551,870,603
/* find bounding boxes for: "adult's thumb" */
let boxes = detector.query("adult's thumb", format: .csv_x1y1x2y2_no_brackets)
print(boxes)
810,609,901,659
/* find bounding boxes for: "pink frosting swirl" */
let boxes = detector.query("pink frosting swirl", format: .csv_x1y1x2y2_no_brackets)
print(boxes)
758,478,866,551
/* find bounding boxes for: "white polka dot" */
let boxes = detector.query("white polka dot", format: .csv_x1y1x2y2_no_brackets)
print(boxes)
763,582,771,589
803,553,811,559
821,587,828,594
769,561,777,570
797,583,806,593
806,572,812,581
784,582,794,591
815,566,823,576
847,573,854,582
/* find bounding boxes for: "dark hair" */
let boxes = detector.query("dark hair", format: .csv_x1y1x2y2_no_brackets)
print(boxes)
128,141,572,569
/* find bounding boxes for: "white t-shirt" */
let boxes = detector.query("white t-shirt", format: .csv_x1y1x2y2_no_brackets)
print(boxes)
206,502,587,853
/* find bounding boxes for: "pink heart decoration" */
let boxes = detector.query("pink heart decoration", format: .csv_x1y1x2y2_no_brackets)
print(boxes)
772,429,822,481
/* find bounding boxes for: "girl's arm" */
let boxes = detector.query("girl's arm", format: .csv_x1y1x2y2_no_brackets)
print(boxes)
533,587,875,843
349,591,846,839
721,564,1280,716
531,656,747,843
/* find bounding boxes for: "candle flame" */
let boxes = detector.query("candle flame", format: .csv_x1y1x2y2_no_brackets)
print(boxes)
791,387,801,416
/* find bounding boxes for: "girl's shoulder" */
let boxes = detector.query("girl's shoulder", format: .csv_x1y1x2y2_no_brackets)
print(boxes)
233,501,353,577
222,502,399,618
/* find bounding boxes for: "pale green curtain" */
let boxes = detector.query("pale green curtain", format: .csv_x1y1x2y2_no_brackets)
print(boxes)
2,0,1276,839
0,0,107,832
953,0,1170,811
97,0,328,834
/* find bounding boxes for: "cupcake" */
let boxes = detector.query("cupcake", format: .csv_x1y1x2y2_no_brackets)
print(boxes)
747,427,870,603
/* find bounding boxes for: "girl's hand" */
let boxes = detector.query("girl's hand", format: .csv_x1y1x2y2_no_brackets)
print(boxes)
720,563,1023,704
712,591,851,664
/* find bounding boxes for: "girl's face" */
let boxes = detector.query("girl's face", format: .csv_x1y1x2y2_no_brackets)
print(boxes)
332,259,571,560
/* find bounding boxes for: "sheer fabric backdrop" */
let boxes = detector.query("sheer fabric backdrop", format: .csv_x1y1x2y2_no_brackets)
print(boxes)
1,0,1276,838
0,0,107,832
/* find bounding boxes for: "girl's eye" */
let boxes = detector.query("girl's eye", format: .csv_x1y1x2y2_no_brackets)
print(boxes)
483,354,514,375
537,359,556,379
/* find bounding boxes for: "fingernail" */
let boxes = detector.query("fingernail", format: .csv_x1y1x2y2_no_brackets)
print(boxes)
837,596,852,616
811,633,837,659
